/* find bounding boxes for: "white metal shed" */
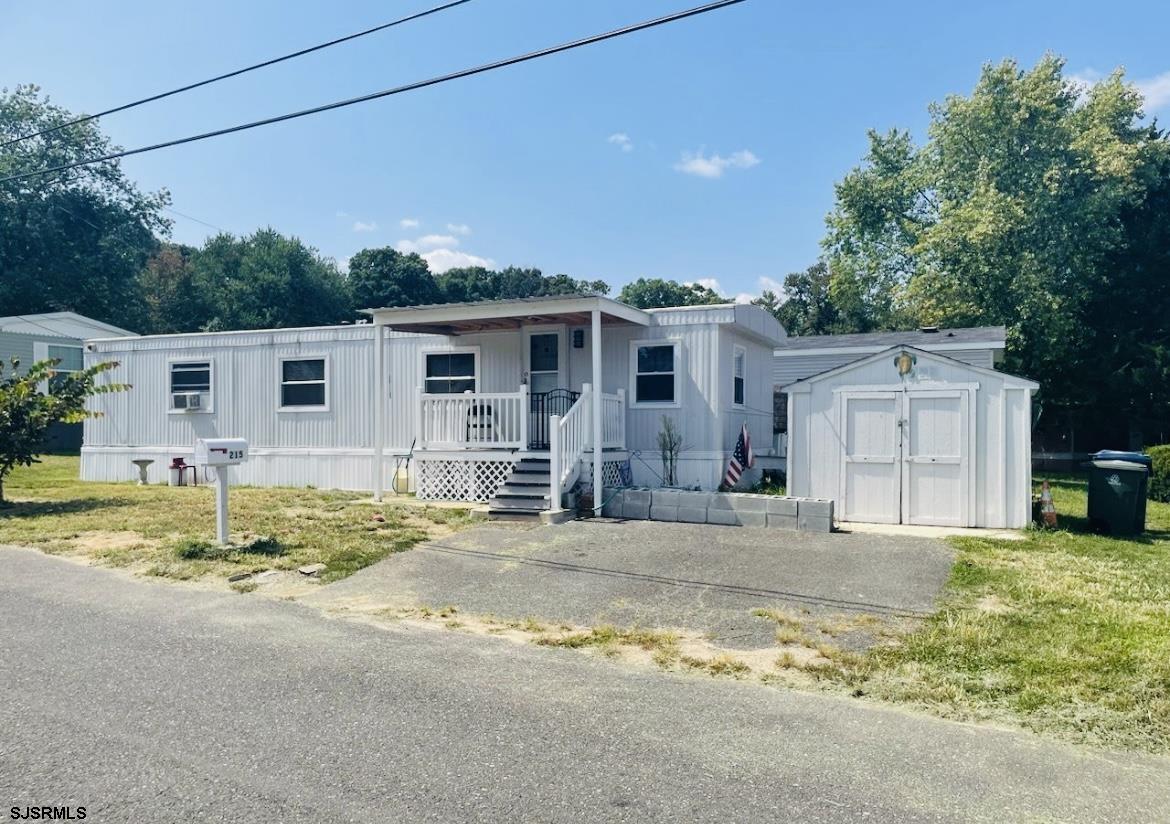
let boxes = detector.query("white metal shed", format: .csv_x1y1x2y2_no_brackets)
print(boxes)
783,346,1039,528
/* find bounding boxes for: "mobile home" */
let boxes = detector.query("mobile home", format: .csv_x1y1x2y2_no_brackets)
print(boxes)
82,296,785,518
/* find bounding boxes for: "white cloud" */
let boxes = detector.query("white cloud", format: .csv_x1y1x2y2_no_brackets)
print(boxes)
1136,71,1170,111
758,275,784,295
352,220,378,233
399,217,420,229
734,293,755,304
1069,67,1170,112
335,210,349,218
674,148,760,179
396,234,460,254
446,223,472,235
422,248,496,274
607,132,633,152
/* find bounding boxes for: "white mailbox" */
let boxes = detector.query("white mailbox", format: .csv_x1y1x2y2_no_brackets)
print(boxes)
194,438,249,466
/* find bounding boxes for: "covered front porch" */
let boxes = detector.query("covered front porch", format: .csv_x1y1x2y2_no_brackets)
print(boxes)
366,296,649,515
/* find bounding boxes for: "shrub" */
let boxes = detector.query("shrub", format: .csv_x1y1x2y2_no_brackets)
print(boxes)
1148,445,1170,503
173,534,285,560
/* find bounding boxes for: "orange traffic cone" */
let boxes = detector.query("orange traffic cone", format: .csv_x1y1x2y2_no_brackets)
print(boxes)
1040,480,1057,528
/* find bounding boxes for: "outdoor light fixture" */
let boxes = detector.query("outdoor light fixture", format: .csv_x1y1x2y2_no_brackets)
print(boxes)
895,351,916,377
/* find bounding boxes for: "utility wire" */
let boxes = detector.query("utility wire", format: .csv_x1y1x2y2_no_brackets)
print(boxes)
0,0,476,149
163,206,226,233
0,0,748,185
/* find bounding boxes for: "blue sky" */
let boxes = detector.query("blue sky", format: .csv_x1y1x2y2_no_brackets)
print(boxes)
4,0,1168,300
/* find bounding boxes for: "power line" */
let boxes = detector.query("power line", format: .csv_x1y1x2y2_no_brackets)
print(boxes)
0,0,748,185
163,206,226,233
0,0,476,149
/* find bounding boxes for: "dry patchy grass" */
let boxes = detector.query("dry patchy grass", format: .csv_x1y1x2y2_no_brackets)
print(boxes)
0,456,476,584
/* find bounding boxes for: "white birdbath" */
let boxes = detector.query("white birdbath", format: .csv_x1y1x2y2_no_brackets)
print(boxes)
131,459,154,485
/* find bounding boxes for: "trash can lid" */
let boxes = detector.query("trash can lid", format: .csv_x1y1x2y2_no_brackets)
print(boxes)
1090,450,1152,467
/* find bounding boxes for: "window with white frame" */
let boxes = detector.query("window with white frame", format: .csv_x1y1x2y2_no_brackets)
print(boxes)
631,341,678,405
35,343,83,394
170,361,211,410
280,357,327,408
424,351,477,394
732,345,746,406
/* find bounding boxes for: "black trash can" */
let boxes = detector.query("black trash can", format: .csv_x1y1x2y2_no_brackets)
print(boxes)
1086,451,1151,536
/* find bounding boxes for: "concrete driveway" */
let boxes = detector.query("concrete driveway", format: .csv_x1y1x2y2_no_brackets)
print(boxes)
306,518,954,648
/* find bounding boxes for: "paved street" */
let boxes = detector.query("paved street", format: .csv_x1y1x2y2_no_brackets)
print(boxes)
2,546,1167,823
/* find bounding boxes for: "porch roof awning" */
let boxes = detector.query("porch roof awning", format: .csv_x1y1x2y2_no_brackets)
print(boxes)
363,294,651,335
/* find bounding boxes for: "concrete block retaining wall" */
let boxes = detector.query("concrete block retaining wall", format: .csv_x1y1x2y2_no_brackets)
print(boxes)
601,488,834,532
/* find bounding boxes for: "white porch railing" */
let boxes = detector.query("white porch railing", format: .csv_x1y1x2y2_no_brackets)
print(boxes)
601,390,626,449
549,384,592,509
416,386,528,449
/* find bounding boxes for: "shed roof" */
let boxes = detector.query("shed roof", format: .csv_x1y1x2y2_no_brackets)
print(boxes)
0,311,137,340
780,344,1038,393
775,326,1005,356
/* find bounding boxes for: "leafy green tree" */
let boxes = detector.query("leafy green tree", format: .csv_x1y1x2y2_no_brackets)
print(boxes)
754,261,842,336
617,278,726,309
823,55,1170,415
434,266,499,303
136,243,211,333
0,85,169,331
0,358,128,503
195,229,352,330
347,246,439,309
537,273,609,297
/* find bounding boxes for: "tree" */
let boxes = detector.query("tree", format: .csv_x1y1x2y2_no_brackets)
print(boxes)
434,266,499,303
137,243,210,334
753,261,843,336
823,55,1170,420
347,246,440,309
617,278,726,309
0,85,169,331
195,229,352,330
0,358,128,503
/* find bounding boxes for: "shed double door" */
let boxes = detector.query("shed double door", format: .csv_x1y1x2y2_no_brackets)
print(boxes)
840,390,970,526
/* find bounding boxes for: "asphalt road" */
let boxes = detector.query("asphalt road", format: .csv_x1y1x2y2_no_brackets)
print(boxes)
2,546,1167,823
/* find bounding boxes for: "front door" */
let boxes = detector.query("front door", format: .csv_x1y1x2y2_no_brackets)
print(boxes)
526,331,569,449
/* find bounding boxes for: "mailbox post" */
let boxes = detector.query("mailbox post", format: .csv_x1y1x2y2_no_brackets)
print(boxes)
193,438,249,545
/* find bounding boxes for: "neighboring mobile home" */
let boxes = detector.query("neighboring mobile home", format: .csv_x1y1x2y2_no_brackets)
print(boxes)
81,296,785,517
1,311,138,451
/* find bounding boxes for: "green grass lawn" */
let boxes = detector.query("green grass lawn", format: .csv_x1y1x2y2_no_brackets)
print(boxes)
821,473,1170,753
0,455,475,583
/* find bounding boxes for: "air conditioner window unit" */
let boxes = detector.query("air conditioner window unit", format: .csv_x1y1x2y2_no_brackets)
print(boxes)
173,391,204,410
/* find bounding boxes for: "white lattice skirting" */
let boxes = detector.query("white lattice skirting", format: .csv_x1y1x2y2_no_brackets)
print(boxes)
415,458,516,502
577,459,629,495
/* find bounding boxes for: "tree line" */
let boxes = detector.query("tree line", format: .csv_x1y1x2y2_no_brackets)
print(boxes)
3,60,1170,440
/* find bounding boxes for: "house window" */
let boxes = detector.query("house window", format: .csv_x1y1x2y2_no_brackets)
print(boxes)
170,361,211,410
280,358,327,408
425,351,477,394
732,345,746,407
632,342,678,405
44,344,83,394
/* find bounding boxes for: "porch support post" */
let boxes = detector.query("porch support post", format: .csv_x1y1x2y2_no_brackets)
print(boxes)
548,414,562,513
372,321,385,501
591,308,603,516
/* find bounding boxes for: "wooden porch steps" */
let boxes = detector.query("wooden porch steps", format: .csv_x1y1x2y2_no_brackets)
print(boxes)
488,458,554,521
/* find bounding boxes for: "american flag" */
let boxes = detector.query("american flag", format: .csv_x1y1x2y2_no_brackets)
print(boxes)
724,422,755,487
